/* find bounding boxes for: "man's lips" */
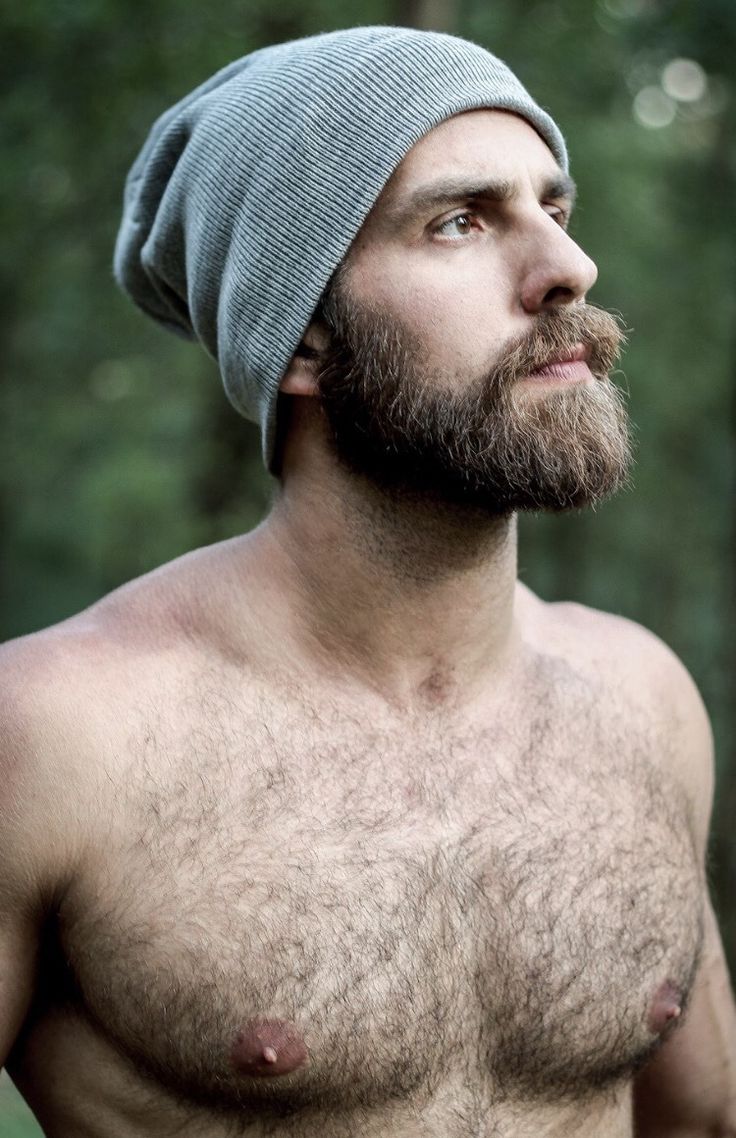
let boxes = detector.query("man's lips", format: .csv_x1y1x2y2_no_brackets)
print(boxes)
522,342,593,383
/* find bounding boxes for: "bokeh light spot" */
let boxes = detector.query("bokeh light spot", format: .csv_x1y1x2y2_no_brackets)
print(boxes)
633,86,677,129
661,58,708,103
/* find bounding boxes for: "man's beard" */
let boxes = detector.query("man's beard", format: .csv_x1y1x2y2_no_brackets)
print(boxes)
315,282,632,514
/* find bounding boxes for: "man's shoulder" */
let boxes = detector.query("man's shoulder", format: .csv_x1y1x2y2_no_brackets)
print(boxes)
0,624,98,902
545,594,705,714
519,584,700,695
0,560,210,893
0,561,178,748
0,607,127,727
0,538,262,778
0,581,170,724
0,611,122,791
0,543,228,693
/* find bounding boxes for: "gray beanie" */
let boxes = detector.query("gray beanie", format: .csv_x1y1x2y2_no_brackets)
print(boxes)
114,25,567,469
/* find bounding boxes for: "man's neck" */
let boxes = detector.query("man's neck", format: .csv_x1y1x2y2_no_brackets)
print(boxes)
249,464,522,710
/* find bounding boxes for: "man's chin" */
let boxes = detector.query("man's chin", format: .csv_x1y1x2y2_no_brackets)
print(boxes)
328,450,630,516
413,476,628,516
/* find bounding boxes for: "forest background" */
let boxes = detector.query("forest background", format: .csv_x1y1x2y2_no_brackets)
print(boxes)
0,0,734,1132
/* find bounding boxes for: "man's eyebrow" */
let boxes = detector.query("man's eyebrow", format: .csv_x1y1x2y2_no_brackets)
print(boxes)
383,172,578,228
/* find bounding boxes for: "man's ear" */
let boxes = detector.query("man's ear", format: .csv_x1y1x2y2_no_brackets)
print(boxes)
280,320,331,396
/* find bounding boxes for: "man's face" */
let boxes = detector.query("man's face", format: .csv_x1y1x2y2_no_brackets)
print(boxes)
314,109,631,513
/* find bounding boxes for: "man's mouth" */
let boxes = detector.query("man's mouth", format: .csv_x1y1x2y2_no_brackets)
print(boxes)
523,342,594,384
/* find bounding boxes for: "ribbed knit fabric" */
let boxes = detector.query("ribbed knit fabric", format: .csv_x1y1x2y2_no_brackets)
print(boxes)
114,26,567,469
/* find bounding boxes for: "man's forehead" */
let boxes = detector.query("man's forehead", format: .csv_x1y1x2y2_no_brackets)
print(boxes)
376,108,565,214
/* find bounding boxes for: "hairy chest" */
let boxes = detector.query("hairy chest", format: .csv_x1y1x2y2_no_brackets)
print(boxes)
60,685,704,1118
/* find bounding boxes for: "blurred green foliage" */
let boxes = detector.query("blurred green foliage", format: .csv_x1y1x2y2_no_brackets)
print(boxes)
0,1076,41,1136
1,0,734,1129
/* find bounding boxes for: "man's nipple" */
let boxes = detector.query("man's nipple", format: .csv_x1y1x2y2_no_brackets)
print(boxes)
230,1019,309,1077
647,979,683,1036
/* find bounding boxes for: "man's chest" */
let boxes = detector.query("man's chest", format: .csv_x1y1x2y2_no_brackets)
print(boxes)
58,684,704,1116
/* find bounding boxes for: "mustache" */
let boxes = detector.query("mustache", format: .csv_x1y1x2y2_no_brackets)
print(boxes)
492,304,627,387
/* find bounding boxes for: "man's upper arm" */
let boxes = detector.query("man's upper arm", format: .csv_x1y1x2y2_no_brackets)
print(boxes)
0,906,41,1065
632,639,736,1134
0,639,77,1065
0,764,43,1064
633,894,736,1135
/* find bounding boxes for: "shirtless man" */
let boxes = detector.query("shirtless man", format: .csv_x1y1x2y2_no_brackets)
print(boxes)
1,25,734,1138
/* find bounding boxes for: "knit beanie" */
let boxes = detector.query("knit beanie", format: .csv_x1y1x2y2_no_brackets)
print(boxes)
114,25,567,469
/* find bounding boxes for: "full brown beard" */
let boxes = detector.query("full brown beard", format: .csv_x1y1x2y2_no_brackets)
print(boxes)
315,279,633,514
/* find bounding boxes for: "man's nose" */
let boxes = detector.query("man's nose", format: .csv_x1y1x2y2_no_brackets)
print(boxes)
519,224,598,314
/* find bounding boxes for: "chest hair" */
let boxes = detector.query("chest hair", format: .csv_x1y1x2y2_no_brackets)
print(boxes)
59,660,704,1119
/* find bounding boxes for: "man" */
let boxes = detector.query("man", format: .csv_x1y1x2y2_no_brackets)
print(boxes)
0,25,734,1137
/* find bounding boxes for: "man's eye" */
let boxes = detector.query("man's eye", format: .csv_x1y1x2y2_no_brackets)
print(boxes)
546,205,570,229
433,213,476,239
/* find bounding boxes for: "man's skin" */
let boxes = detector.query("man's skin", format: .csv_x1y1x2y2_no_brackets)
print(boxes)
1,110,735,1137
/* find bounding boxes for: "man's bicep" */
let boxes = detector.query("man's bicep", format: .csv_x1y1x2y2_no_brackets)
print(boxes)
0,649,64,1064
0,907,40,1065
0,761,44,1065
632,893,736,1135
